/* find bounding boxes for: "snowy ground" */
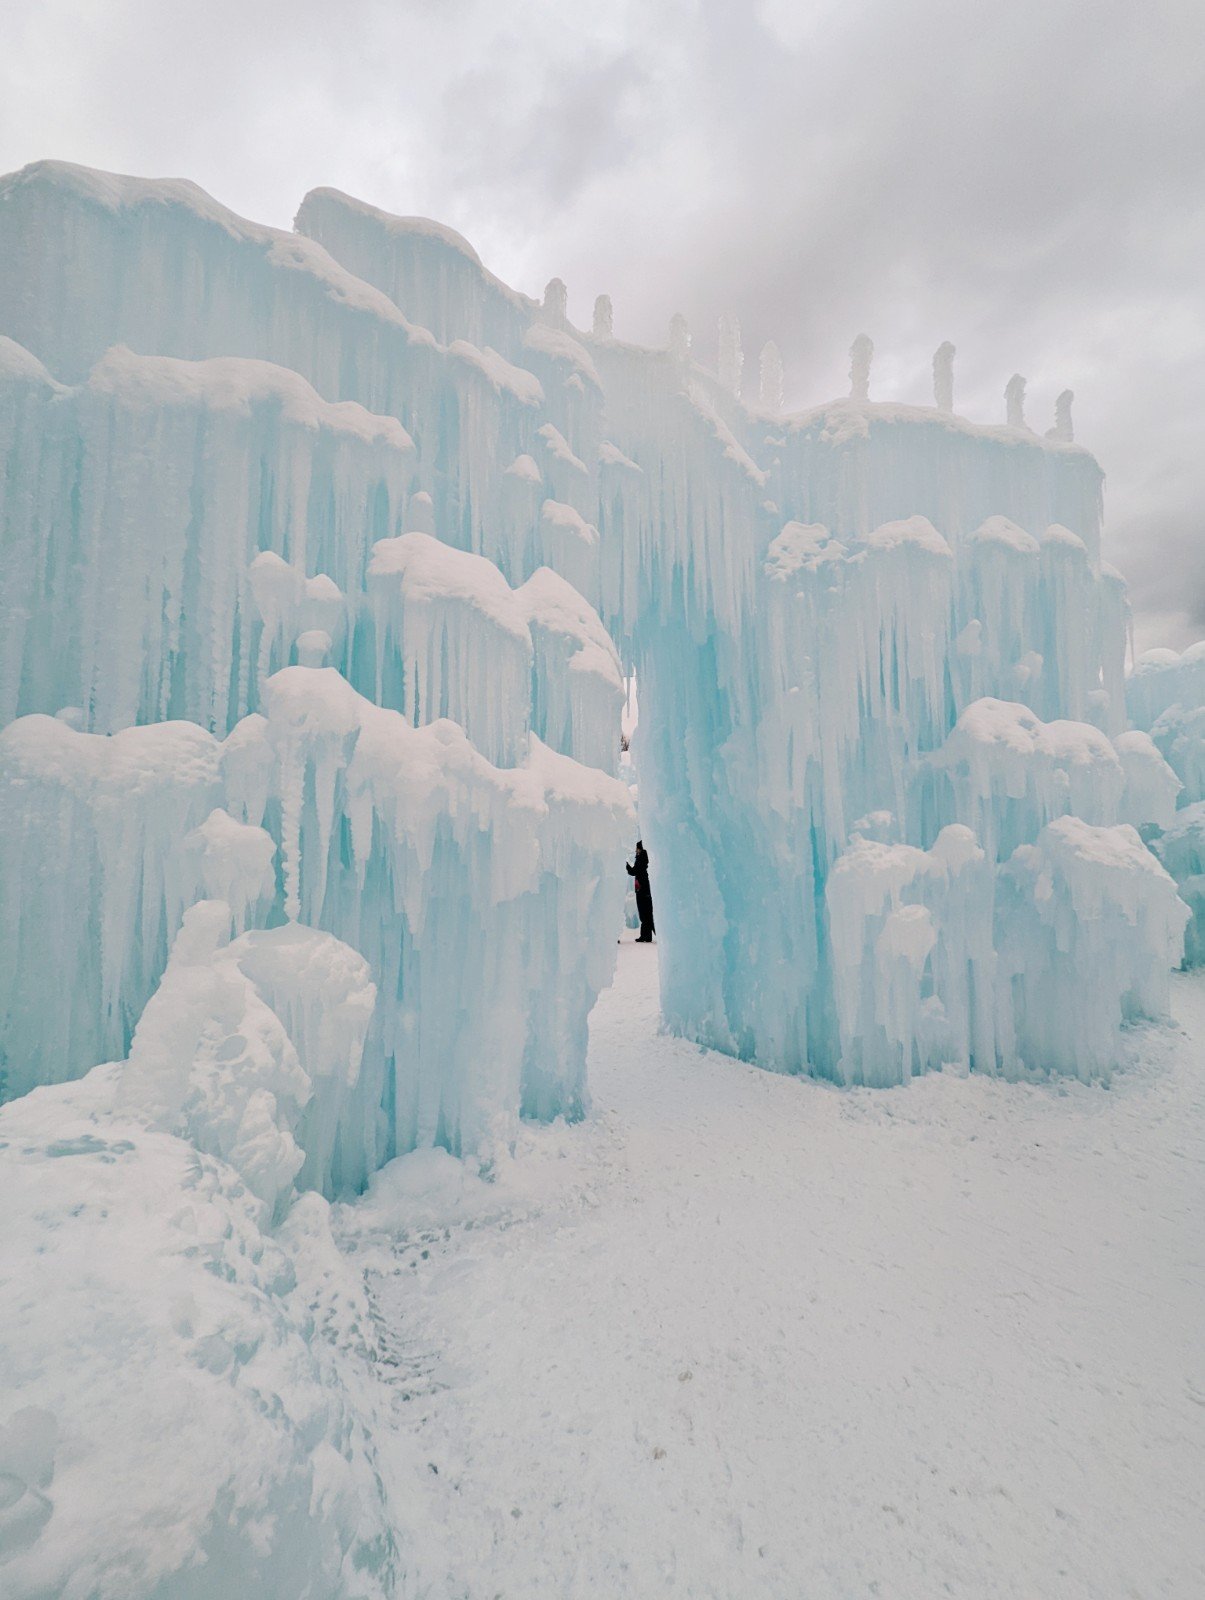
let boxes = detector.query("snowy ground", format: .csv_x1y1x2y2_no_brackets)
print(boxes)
340,942,1205,1599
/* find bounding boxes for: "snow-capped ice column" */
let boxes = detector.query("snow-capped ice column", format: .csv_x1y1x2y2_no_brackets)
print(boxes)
668,313,692,365
846,517,956,824
536,498,601,603
0,716,222,1097
0,339,63,726
521,328,605,600
498,451,545,580
956,517,1042,709
367,531,532,766
1005,373,1027,429
717,314,743,395
593,295,614,339
1036,523,1103,726
933,341,955,413
249,552,348,701
1127,643,1205,967
1127,643,1205,743
997,818,1187,1078
517,567,624,774
758,341,784,413
1097,563,1130,732
1053,389,1074,443
1114,730,1181,830
441,340,546,568
827,826,994,1084
542,278,568,325
1151,703,1205,807
849,334,874,402
515,738,636,1120
1152,804,1205,966
182,807,277,933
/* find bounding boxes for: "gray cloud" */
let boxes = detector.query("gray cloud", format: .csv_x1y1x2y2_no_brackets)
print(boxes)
2,0,1202,646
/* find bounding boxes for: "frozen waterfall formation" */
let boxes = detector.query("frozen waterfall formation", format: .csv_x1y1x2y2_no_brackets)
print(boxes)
0,159,1195,1186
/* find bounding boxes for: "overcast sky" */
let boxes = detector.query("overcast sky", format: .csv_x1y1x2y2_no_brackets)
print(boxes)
3,0,1203,648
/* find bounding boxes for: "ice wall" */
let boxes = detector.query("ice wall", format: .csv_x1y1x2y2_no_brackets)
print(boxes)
0,157,1186,1120
0,338,414,732
0,163,636,1194
0,673,631,1193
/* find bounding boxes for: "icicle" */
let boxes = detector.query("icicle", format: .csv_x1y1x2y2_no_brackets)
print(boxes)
758,341,784,413
1005,373,1027,429
849,334,873,403
592,294,613,340
717,313,743,395
933,341,955,413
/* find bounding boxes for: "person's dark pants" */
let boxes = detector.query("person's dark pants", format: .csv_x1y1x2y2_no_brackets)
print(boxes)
636,885,655,942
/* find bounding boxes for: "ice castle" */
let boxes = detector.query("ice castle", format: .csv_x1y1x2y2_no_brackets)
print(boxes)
0,160,1199,1203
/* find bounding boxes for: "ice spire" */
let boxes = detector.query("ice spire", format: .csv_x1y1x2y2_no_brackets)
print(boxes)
668,313,692,365
758,341,784,413
1005,373,1027,429
849,334,873,403
593,294,613,340
933,341,955,413
542,277,568,325
717,313,743,396
1053,389,1074,442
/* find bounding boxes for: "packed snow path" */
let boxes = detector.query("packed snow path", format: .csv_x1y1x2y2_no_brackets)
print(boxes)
342,944,1204,1599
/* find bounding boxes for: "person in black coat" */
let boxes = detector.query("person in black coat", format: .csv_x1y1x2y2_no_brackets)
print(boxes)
626,840,655,942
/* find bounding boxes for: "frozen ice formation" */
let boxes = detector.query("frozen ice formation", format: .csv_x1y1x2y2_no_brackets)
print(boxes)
1124,641,1205,962
0,151,1193,1176
0,151,1198,1597
0,1062,403,1596
933,340,955,413
0,669,632,1192
1152,804,1205,966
